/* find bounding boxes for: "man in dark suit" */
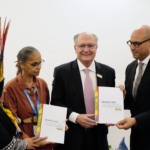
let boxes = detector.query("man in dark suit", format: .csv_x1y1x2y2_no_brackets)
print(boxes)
51,32,115,150
116,25,150,150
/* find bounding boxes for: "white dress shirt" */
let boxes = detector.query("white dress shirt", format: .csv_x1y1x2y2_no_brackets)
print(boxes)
69,59,97,123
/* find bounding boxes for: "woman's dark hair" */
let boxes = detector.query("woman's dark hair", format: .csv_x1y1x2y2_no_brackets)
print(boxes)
16,46,39,75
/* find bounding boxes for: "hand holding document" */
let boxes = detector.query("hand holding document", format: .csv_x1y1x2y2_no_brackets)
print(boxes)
36,104,67,144
95,86,124,124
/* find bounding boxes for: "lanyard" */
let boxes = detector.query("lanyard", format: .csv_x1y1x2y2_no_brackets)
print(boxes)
24,88,40,116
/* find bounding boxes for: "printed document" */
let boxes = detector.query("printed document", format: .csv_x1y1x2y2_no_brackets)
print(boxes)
37,104,67,144
95,86,124,124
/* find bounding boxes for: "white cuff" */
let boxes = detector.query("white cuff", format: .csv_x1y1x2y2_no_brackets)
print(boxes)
69,112,79,123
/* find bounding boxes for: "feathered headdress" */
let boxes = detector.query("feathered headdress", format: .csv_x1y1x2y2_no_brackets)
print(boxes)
0,17,11,81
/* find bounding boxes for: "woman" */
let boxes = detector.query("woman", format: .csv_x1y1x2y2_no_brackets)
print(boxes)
0,79,51,149
2,46,54,150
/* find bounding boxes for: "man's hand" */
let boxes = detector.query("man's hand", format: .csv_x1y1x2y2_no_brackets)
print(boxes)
65,124,69,131
76,114,97,128
116,117,136,130
118,84,126,98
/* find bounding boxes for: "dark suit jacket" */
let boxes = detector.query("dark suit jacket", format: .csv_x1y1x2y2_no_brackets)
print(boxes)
51,60,115,150
124,59,150,150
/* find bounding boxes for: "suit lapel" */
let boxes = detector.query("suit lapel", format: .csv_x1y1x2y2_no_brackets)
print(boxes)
95,62,104,86
137,59,150,96
128,61,137,95
71,60,84,100
95,62,101,86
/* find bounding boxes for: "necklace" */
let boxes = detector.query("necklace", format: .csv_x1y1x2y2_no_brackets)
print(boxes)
25,81,33,88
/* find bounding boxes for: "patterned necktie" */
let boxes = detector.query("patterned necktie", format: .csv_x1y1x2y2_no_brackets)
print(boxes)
83,69,94,114
133,62,144,98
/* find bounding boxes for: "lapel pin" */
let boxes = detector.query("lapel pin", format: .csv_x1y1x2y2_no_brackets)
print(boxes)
97,74,102,79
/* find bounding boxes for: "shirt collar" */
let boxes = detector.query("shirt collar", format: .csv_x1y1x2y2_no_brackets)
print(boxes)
138,54,150,65
77,59,96,72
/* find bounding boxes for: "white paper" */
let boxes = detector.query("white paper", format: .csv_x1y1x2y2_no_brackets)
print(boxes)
39,104,67,144
98,86,124,124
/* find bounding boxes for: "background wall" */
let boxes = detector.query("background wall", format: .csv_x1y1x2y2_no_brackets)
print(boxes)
1,0,150,149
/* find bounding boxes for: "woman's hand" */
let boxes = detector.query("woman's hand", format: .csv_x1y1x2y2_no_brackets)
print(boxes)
24,136,55,149
24,137,39,149
35,136,55,147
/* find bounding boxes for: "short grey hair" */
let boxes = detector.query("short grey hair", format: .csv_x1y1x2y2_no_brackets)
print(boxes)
73,32,98,43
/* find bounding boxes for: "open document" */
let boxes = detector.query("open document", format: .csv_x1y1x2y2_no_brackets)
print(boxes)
95,86,124,124
36,104,67,144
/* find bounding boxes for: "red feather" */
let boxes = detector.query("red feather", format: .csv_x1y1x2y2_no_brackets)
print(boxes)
0,17,11,61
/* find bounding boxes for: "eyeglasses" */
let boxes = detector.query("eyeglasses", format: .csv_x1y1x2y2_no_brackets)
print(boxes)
24,59,45,67
76,44,97,49
127,39,150,48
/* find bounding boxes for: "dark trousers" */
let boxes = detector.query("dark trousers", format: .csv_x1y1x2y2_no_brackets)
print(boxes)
81,128,109,150
130,127,144,150
54,127,109,150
